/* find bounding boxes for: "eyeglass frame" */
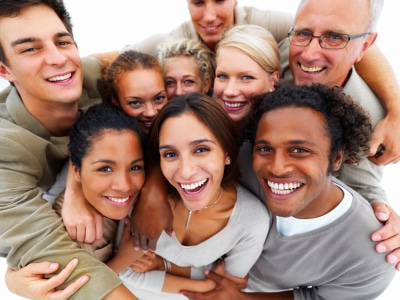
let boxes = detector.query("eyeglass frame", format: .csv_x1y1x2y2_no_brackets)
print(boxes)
287,28,371,49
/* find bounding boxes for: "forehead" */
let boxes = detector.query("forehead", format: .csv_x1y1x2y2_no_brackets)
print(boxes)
295,0,370,33
257,107,329,144
0,5,68,47
160,112,214,139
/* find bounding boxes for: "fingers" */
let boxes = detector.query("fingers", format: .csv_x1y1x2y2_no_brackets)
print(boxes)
371,202,390,222
50,275,89,300
45,259,80,289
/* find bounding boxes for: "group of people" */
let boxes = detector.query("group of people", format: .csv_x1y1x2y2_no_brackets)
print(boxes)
0,0,399,299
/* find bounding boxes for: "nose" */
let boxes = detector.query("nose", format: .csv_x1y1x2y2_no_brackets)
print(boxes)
203,2,217,22
300,37,322,61
44,44,68,66
143,103,156,118
268,151,292,177
111,171,133,193
223,79,240,98
179,156,198,180
175,83,184,96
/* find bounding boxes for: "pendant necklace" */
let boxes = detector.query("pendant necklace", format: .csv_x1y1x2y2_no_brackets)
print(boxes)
181,189,223,229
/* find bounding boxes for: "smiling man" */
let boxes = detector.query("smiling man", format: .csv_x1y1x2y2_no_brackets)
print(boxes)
0,0,138,299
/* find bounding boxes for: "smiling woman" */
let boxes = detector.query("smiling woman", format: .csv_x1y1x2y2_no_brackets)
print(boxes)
1,1,399,299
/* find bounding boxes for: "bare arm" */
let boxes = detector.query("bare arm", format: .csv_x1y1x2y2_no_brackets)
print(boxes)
62,161,104,243
355,44,400,165
130,160,173,251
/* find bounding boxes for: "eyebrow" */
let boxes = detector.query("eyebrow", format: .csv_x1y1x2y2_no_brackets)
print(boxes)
254,139,319,148
91,157,145,165
159,138,216,151
11,31,73,47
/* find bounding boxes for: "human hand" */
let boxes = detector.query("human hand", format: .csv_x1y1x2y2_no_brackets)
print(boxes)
130,173,174,252
62,162,103,243
371,202,400,270
130,252,164,273
108,218,144,273
182,269,245,300
212,259,248,290
5,259,88,300
368,113,400,165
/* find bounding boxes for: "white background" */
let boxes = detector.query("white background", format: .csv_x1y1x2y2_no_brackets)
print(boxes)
1,1,399,299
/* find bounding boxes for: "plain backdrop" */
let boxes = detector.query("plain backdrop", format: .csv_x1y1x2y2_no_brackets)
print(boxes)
1,1,399,299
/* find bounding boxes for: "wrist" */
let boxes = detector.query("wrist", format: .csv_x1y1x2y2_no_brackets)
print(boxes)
163,257,171,273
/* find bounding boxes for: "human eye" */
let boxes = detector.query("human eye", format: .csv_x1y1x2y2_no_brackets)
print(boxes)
128,100,141,107
216,73,228,80
256,145,272,154
160,150,178,159
191,0,204,6
295,30,311,40
131,164,144,171
98,165,112,172
194,146,210,154
323,32,347,46
165,80,176,87
241,75,254,81
154,95,167,103
291,147,310,155
21,47,37,54
184,79,195,85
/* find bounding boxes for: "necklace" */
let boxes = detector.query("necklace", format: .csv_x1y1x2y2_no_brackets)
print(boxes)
181,189,223,229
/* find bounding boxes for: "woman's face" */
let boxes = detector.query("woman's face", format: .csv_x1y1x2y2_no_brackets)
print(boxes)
164,56,210,100
214,47,278,124
115,69,168,133
158,112,230,210
72,129,145,220
187,0,238,51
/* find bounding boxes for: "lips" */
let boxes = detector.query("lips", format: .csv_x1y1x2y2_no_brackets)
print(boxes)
47,72,73,82
223,100,248,112
180,178,208,194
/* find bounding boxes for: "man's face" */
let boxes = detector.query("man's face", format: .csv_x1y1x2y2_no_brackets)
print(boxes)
252,107,342,219
0,4,82,108
289,0,376,87
187,0,238,52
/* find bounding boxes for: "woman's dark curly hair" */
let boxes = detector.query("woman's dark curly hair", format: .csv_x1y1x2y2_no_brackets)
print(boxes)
244,83,372,172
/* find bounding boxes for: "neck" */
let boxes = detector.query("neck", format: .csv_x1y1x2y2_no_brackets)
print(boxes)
25,101,79,136
181,188,223,229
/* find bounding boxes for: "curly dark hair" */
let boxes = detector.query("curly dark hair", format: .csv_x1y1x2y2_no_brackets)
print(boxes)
102,50,163,105
245,83,372,171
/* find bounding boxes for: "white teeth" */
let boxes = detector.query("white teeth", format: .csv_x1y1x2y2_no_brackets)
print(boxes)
225,101,246,108
300,65,324,73
108,196,129,203
48,73,72,82
205,26,218,30
181,179,207,191
267,181,301,195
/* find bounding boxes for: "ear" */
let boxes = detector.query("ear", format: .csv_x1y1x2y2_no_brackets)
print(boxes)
354,33,378,63
203,77,211,94
111,96,120,107
269,71,280,91
70,161,82,183
225,154,231,165
0,62,15,82
332,149,344,172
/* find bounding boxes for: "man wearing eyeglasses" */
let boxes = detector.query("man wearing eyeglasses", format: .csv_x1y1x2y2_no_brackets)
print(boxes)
182,1,398,299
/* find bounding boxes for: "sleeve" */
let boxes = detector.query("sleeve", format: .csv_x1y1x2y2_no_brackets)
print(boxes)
244,7,294,44
119,268,166,294
222,212,269,278
42,161,68,203
334,158,388,204
0,135,122,299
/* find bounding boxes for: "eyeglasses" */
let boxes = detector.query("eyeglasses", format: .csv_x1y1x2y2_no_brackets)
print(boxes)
288,28,371,49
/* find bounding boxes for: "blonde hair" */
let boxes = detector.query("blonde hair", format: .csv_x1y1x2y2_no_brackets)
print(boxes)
216,24,280,74
156,38,215,94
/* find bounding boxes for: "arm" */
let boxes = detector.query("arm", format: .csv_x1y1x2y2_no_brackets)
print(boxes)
62,160,104,243
355,44,400,165
130,160,173,251
5,259,89,300
181,270,293,300
0,135,126,299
